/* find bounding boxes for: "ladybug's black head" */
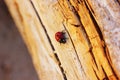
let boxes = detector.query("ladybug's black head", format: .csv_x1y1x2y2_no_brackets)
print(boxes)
59,38,66,43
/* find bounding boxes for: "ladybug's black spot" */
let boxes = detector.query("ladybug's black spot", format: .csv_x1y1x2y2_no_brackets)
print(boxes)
60,32,66,43
60,38,66,43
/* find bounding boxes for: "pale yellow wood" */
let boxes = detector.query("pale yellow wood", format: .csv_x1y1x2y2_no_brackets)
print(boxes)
5,0,120,80
5,0,64,80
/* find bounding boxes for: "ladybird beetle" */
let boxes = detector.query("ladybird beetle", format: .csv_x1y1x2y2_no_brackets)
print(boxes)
55,31,66,43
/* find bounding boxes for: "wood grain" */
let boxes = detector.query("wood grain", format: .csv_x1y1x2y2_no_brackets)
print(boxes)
5,0,120,80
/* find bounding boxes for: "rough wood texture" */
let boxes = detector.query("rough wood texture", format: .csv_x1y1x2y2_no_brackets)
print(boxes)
5,0,120,80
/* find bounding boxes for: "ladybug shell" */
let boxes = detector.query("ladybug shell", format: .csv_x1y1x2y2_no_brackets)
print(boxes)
55,32,64,42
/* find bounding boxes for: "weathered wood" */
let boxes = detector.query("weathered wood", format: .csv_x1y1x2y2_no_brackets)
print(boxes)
5,0,120,80
5,0,64,80
84,0,120,78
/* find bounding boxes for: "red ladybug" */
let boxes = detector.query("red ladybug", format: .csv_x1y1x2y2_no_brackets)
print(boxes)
55,31,66,43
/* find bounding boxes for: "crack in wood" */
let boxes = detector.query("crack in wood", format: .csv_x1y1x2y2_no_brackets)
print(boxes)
62,23,87,77
58,0,82,26
104,47,112,65
77,0,83,4
66,0,82,26
84,1,119,79
5,0,120,79
103,47,119,79
65,0,93,48
58,0,95,78
30,1,69,80
115,0,120,5
89,49,99,70
61,1,103,78
29,0,119,79
30,0,55,51
54,53,67,80
92,67,100,80
101,66,109,80
84,0,95,16
65,0,95,51
69,1,115,79
84,2,103,41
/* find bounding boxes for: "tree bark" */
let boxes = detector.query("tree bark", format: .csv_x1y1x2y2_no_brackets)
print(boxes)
5,0,120,80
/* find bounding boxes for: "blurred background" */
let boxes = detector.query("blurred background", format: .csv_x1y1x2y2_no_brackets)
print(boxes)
0,1,39,80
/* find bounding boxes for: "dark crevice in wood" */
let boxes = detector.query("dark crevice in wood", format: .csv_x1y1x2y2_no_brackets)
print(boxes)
30,1,68,80
58,1,88,78
79,24,92,48
67,0,83,26
67,0,93,48
66,1,100,76
101,66,109,80
77,0,83,4
68,0,94,51
84,0,95,15
102,47,118,79
68,1,100,71
54,53,67,80
30,0,55,51
102,65,118,80
103,47,119,79
70,1,118,79
105,47,112,64
92,67,100,80
84,1,104,41
84,1,119,79
89,49,99,70
62,23,87,77
115,0,120,5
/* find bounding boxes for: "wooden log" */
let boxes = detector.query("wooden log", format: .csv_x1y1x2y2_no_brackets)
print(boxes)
5,0,120,80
